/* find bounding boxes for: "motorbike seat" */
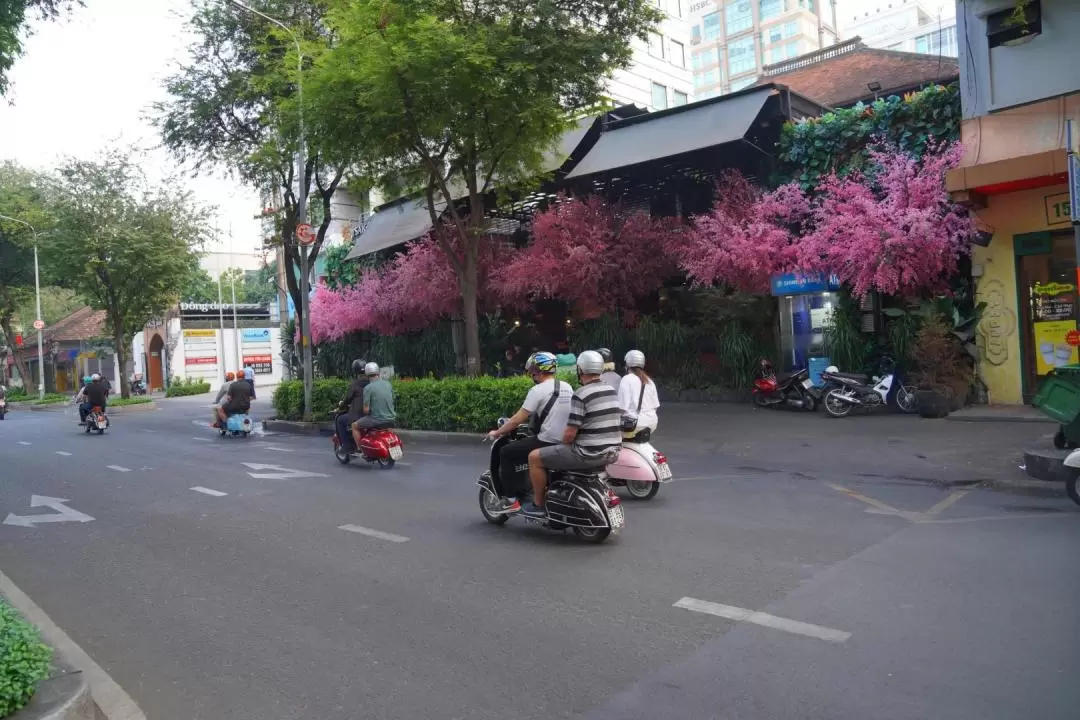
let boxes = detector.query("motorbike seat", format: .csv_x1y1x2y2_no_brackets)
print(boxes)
556,469,603,482
827,372,869,383
625,428,652,444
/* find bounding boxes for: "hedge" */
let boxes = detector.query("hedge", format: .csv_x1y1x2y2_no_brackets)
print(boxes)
110,396,153,407
0,599,52,718
273,375,578,432
166,378,212,397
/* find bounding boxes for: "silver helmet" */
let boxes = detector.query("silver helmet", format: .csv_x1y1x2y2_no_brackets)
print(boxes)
624,349,646,369
576,350,604,375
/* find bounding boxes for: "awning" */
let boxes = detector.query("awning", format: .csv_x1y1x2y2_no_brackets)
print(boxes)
344,196,445,260
565,87,776,179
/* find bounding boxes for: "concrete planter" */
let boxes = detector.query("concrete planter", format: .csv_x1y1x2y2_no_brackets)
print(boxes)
10,663,95,720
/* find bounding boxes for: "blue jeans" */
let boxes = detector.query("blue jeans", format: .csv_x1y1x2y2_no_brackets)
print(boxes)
336,414,356,450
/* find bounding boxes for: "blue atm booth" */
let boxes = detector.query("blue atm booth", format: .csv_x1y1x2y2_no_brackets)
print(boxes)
771,273,841,384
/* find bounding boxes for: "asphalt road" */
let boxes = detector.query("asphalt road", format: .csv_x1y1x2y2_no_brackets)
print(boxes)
1,396,1077,719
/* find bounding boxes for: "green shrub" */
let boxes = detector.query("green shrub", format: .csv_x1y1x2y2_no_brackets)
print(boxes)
30,393,69,406
4,387,27,400
272,375,570,432
0,600,53,717
110,396,153,407
165,377,212,397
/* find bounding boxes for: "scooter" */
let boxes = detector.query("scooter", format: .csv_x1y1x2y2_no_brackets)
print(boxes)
752,360,817,411
820,363,917,418
215,413,253,438
0,397,6,420
1062,448,1080,506
477,418,624,544
83,406,109,435
331,408,404,469
605,428,671,500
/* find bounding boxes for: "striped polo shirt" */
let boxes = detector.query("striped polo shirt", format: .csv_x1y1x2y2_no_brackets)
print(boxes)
568,379,623,461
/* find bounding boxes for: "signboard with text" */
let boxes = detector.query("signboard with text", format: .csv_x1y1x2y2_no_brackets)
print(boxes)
240,327,274,375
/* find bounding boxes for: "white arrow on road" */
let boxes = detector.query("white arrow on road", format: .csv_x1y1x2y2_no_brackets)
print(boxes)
241,463,328,480
3,496,95,528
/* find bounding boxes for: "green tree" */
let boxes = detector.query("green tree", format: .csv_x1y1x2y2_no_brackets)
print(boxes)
0,0,81,95
219,267,248,303
244,261,279,306
181,266,218,303
43,148,205,398
155,0,350,364
305,0,660,375
0,161,52,386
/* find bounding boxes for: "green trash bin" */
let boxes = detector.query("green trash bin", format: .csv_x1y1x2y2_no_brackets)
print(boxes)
1033,365,1080,447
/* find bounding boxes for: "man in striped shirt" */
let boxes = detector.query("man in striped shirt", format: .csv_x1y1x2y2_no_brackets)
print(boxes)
524,350,622,517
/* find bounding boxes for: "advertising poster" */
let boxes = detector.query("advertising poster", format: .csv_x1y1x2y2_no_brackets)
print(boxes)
240,328,274,375
182,329,219,381
1031,280,1079,375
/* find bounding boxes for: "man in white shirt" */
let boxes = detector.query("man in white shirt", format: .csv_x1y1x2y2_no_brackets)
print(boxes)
486,351,572,512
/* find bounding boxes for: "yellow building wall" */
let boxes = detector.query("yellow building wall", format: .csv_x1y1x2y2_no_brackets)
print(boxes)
972,182,1071,405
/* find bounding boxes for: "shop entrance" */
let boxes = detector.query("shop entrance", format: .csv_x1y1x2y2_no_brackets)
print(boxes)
1017,232,1078,403
148,334,165,391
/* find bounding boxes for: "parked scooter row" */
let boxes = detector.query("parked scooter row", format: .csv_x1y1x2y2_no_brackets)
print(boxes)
753,358,918,419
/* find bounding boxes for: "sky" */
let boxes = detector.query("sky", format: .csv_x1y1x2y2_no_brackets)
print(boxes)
0,0,262,254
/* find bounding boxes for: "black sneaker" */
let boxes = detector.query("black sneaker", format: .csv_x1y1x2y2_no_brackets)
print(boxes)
520,501,547,518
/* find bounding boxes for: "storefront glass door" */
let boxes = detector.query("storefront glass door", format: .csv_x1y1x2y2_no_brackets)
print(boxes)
1018,234,1078,402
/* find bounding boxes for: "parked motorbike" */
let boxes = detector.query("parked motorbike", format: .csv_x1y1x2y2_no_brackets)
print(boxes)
752,360,818,411
605,428,671,500
215,413,253,438
83,406,109,435
0,397,6,420
477,418,624,543
1063,448,1080,506
331,408,404,469
131,378,147,396
820,364,917,418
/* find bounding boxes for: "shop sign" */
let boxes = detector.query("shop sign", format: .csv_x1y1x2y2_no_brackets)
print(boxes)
241,328,271,341
1044,192,1071,226
183,329,217,338
242,354,273,374
769,273,842,297
185,356,218,366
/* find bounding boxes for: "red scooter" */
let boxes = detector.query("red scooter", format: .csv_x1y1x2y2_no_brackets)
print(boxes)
752,359,818,411
331,408,403,469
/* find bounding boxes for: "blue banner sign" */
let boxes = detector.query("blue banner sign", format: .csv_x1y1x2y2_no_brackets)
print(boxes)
770,273,842,296
241,328,271,341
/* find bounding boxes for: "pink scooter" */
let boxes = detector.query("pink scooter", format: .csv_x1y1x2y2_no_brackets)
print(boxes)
605,429,671,500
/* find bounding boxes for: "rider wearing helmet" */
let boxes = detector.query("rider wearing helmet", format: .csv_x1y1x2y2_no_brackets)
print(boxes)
215,370,253,426
79,373,109,424
215,371,237,405
618,349,660,438
351,361,396,448
487,351,573,513
335,359,370,450
597,348,621,391
523,350,622,517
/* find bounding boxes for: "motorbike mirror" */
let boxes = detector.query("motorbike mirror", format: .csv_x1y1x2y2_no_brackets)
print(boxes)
496,417,509,426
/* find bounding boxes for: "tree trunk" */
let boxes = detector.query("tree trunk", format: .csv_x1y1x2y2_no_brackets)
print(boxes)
0,315,32,391
460,249,481,377
113,322,130,399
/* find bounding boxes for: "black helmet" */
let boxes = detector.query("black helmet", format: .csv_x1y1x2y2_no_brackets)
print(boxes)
597,348,613,363
351,359,366,375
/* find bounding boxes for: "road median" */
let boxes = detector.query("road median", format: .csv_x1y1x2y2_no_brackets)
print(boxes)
263,419,483,444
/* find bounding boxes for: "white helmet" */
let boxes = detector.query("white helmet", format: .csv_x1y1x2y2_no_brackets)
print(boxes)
364,362,380,376
91,372,102,381
576,350,604,375
624,350,646,369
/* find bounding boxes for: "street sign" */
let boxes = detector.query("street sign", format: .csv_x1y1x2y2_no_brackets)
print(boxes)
32,319,44,330
296,223,316,246
1067,330,1080,347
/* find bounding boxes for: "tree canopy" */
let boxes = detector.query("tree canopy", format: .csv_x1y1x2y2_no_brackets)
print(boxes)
304,0,661,374
0,0,81,95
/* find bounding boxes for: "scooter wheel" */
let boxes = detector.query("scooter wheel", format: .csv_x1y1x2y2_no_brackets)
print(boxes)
478,488,510,525
572,526,611,544
334,446,352,465
624,479,660,500
1067,472,1080,507
377,458,396,469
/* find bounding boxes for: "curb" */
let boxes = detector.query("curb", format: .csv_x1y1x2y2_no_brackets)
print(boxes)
263,419,484,443
945,414,1055,424
27,402,157,414
12,663,95,720
1022,447,1069,483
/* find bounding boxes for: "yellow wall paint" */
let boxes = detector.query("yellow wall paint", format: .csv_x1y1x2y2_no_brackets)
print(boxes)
972,182,1070,405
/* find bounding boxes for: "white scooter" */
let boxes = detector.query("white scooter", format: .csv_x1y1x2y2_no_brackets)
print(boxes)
1061,449,1080,506
605,428,672,500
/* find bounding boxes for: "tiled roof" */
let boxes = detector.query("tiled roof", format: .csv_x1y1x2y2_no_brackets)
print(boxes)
41,306,108,343
760,38,959,108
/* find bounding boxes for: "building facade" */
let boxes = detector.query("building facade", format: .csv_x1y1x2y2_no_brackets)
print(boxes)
607,0,695,110
688,0,839,100
946,0,1078,405
841,0,957,57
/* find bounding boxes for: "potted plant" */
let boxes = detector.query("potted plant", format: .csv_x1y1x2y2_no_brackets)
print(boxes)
912,313,972,418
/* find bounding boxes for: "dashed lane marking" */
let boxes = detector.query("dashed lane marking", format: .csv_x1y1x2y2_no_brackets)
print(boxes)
191,486,228,497
107,465,132,473
17,441,30,446
338,524,410,543
55,451,72,456
674,597,851,643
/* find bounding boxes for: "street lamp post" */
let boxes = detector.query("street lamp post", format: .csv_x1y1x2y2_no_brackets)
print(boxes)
0,213,46,401
225,0,312,418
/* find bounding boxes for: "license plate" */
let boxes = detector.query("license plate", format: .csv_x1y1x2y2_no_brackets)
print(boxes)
608,505,624,529
657,463,673,480
389,444,403,460
802,378,814,389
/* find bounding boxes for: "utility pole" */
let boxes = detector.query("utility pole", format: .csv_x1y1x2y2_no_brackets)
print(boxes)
1068,119,1080,288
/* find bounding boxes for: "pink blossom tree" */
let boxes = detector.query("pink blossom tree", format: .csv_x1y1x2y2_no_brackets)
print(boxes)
675,171,811,293
491,194,685,319
797,142,976,297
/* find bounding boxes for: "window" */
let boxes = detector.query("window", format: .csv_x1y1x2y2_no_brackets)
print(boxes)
667,0,683,18
727,35,756,75
730,76,758,92
726,1,752,35
648,33,665,59
692,24,702,43
760,0,782,21
694,69,717,87
785,41,799,58
670,39,686,68
691,50,704,69
784,21,798,37
651,82,669,109
766,26,783,44
914,26,957,57
799,0,814,9
703,12,721,40
673,90,689,106
768,41,799,63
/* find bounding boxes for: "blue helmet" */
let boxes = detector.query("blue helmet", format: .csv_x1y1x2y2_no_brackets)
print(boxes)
525,351,558,374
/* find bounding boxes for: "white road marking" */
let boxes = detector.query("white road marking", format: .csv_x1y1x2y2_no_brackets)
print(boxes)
140,429,156,433
259,445,294,453
674,597,851,644
0,568,147,719
191,437,213,442
338,524,410,543
107,465,132,473
55,451,72,456
242,463,328,479
191,486,228,497
3,496,95,527
408,450,454,457
17,441,30,446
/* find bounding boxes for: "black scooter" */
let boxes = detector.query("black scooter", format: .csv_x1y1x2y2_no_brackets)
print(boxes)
751,360,818,411
477,418,624,544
